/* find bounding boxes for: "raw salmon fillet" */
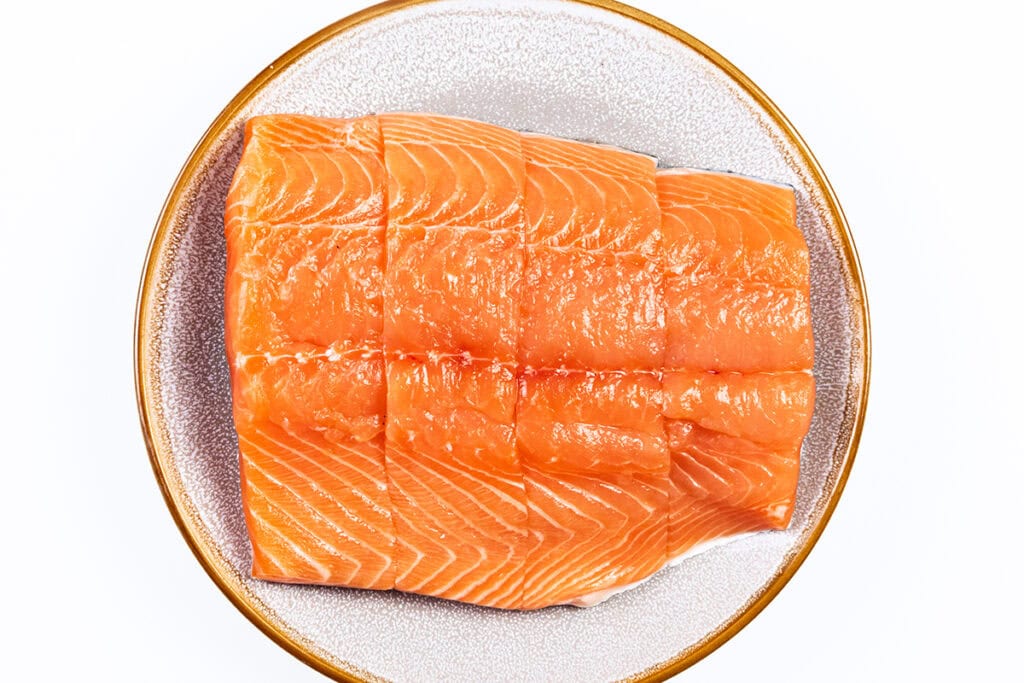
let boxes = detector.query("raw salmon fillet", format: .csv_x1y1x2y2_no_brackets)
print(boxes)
224,114,814,610
514,133,669,607
378,114,531,607
232,354,392,586
656,170,814,559
225,115,395,589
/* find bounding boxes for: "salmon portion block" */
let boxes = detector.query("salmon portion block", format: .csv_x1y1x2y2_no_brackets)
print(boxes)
383,227,522,363
380,113,524,231
517,372,668,608
226,114,387,229
224,115,387,357
226,224,384,356
385,357,528,609
523,133,660,257
381,113,526,362
664,278,813,373
662,369,814,446
225,114,394,588
519,134,664,372
662,370,811,557
233,354,394,588
514,135,670,606
657,169,813,561
666,420,799,546
519,249,663,371
658,170,812,373
658,169,807,287
516,371,667,474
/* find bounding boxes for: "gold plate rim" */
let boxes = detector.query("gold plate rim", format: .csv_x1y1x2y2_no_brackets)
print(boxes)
134,1,871,680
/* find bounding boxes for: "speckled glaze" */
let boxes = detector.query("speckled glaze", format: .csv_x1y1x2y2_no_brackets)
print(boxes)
135,1,869,681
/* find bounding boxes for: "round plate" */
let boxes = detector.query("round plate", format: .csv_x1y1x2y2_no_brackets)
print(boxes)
135,1,869,680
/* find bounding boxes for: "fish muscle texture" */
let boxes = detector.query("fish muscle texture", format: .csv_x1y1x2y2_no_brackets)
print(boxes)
224,114,814,609
226,115,395,590
657,169,814,560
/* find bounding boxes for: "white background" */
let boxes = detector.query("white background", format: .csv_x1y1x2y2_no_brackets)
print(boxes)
2,0,1021,680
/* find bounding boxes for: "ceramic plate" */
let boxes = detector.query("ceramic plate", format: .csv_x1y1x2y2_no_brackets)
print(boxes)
135,1,869,680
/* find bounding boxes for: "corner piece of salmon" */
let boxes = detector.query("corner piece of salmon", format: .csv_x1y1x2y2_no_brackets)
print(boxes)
225,114,396,590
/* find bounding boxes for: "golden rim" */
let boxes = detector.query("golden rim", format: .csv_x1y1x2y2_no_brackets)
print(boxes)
134,1,871,681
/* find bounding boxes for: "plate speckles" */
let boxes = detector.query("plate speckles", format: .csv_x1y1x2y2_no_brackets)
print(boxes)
135,1,868,681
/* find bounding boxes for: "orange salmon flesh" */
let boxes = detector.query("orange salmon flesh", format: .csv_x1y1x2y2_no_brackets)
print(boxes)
224,113,814,610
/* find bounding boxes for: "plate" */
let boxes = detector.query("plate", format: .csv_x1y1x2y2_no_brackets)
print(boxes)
135,1,869,680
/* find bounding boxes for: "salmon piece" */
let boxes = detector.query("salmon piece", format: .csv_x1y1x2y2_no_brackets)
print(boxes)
226,115,386,229
233,354,394,588
664,277,813,373
384,226,522,363
517,372,668,608
380,113,524,231
378,114,529,608
225,114,395,588
385,357,528,609
658,169,807,287
523,133,660,257
519,134,664,371
380,114,525,361
514,134,670,607
657,169,813,561
225,223,384,356
519,249,663,371
225,115,387,357
658,170,812,373
666,420,800,555
662,369,814,446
